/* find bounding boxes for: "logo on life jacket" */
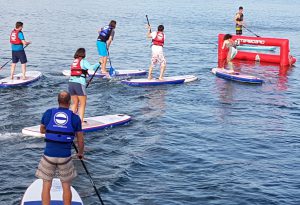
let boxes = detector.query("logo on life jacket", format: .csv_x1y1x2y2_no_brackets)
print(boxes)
54,112,68,126
70,58,87,77
98,26,113,42
152,32,164,47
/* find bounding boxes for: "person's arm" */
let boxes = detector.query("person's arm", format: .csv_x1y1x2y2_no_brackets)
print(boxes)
147,25,152,38
234,13,241,25
222,40,226,49
40,124,46,134
106,29,115,49
40,109,51,133
19,32,31,46
76,131,84,159
81,59,100,71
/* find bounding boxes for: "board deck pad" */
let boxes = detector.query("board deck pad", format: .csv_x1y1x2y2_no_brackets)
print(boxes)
62,69,147,77
21,178,83,205
121,75,198,86
0,71,42,87
211,68,263,84
22,114,131,137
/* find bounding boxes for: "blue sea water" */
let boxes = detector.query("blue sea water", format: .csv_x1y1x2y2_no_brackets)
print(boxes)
0,0,300,204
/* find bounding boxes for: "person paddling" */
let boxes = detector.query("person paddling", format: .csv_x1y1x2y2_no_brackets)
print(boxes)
35,91,84,205
146,24,167,80
68,48,100,123
222,34,239,73
10,21,31,80
235,6,244,35
96,20,116,75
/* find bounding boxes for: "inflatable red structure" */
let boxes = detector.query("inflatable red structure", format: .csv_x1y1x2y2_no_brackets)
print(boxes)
218,34,296,67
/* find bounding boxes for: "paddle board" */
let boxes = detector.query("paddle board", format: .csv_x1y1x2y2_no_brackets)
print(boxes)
211,68,263,84
20,178,83,205
0,71,42,88
22,114,131,137
237,45,276,51
121,75,198,86
62,69,147,77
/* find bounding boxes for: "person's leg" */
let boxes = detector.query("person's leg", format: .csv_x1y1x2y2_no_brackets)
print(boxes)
61,181,72,205
70,95,79,114
21,63,26,80
148,64,153,80
158,65,166,80
78,95,87,122
101,56,108,74
42,180,52,205
10,63,16,79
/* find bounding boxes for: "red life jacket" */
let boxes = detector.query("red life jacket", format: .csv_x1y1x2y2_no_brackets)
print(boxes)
71,58,86,77
152,31,164,47
10,29,23,45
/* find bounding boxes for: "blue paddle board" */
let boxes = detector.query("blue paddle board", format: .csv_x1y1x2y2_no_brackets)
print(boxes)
0,71,42,88
211,68,263,84
22,114,131,137
121,75,198,86
237,45,276,51
21,178,83,205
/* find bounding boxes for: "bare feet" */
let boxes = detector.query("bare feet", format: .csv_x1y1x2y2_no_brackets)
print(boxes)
158,77,164,80
22,76,26,80
10,76,14,80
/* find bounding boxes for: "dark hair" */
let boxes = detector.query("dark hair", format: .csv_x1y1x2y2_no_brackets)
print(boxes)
158,25,164,32
58,91,71,105
223,34,232,40
74,48,86,59
109,20,117,28
16,22,23,29
239,6,243,10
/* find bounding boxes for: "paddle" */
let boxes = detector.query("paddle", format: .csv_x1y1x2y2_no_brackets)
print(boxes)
72,143,105,205
0,44,29,71
242,25,260,37
146,15,152,33
106,45,116,77
86,64,100,88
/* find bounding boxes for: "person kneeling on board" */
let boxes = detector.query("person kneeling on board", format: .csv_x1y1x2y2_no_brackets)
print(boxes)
222,34,239,73
147,24,167,80
68,48,100,123
35,91,84,205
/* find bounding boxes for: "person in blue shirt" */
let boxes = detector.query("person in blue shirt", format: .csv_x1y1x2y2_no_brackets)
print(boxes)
35,90,84,205
69,48,100,123
10,21,31,80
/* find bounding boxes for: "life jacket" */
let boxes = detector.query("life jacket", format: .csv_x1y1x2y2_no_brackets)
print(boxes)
97,25,113,42
10,29,23,45
236,13,244,27
70,58,88,77
45,108,75,143
152,31,164,47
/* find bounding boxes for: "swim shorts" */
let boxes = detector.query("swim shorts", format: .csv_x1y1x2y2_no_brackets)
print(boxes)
96,41,108,57
68,82,86,96
12,50,27,64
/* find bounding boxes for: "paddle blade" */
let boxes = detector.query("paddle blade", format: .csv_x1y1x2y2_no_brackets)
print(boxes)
109,66,116,77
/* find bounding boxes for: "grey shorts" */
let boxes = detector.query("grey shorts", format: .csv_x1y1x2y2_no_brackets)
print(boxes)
68,82,86,96
35,155,77,182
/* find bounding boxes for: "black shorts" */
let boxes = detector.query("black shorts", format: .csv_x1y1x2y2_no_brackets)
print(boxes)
12,50,27,64
68,82,87,96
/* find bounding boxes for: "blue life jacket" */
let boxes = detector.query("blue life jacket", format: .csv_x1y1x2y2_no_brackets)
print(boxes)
45,108,75,143
97,25,113,42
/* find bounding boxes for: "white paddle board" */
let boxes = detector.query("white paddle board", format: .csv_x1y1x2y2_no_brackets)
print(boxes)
62,69,147,77
22,114,131,137
20,178,83,205
121,75,198,86
211,68,263,84
0,71,42,88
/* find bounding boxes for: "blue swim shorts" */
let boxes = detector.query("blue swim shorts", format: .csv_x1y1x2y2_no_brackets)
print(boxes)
96,41,108,57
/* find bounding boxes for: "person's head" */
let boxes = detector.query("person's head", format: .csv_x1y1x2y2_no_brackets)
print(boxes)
223,34,233,41
58,91,71,107
239,6,243,13
109,20,117,29
15,22,23,30
74,48,86,59
158,25,164,32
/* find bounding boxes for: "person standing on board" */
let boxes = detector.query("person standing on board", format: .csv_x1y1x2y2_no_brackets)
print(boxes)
10,21,31,80
222,34,238,73
234,6,244,35
35,91,84,205
96,20,116,75
147,24,166,80
68,48,100,123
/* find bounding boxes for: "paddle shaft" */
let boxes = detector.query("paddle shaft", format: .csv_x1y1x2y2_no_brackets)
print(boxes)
72,143,105,205
0,44,29,70
86,64,100,88
242,26,260,37
146,15,152,33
